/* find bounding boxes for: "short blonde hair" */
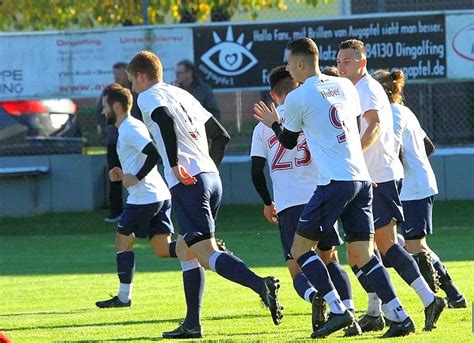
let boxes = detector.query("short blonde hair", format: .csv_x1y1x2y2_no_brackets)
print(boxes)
339,39,366,59
127,51,163,81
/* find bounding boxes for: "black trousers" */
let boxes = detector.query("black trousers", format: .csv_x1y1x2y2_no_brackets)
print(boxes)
107,144,123,216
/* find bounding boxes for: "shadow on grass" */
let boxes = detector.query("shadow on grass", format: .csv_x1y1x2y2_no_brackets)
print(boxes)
0,202,473,276
0,308,95,317
3,317,181,332
3,311,307,332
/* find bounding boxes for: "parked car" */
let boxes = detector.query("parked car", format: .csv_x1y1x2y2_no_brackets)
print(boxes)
0,99,84,156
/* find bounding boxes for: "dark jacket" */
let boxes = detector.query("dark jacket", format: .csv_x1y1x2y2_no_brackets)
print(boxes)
184,78,221,121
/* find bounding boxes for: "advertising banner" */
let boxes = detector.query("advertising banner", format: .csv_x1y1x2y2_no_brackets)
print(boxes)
193,14,446,90
0,28,193,100
446,13,474,79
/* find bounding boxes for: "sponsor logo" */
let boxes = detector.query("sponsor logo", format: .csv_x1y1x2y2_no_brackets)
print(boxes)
199,26,257,86
452,23,474,62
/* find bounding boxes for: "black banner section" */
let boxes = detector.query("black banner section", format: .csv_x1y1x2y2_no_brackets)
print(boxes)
193,14,445,89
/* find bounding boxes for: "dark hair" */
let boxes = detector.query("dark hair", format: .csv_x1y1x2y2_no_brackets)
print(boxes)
322,66,339,77
177,59,197,78
112,62,128,70
269,65,297,97
287,38,319,58
127,51,163,81
103,83,133,112
339,39,367,58
372,69,406,104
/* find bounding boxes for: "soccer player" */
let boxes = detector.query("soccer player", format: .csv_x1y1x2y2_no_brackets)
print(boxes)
95,83,176,308
373,68,467,309
337,39,446,334
254,37,413,338
126,51,284,339
251,65,355,331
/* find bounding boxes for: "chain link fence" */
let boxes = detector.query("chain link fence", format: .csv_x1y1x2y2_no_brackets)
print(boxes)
0,0,472,156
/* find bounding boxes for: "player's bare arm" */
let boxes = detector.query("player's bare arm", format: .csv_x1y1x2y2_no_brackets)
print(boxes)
151,106,197,185
122,174,139,188
360,109,381,151
205,116,230,167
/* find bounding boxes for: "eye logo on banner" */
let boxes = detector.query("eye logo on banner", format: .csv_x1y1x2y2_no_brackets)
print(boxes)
198,27,257,85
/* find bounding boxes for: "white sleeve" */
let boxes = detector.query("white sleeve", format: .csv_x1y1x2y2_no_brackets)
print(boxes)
138,92,163,119
126,124,153,153
283,93,303,133
392,111,404,144
359,84,384,114
250,125,267,158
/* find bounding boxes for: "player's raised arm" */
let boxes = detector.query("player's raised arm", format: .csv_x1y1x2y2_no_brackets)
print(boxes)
204,116,230,168
253,101,299,149
151,106,196,185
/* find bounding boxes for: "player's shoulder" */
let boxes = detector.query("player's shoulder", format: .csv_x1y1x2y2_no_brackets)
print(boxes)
285,85,305,104
252,121,269,137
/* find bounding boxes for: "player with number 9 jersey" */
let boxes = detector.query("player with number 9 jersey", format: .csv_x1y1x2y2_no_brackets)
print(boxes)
283,74,371,185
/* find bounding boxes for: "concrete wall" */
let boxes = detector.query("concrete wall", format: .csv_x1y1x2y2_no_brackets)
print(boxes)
0,148,472,216
0,154,106,216
218,149,474,204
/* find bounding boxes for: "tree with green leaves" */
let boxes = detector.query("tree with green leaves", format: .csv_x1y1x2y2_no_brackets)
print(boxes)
0,0,322,31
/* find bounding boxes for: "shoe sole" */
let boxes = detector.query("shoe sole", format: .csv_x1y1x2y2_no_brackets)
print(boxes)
358,316,385,332
382,326,415,338
311,296,327,331
312,312,353,338
162,333,202,339
424,298,447,331
264,278,284,325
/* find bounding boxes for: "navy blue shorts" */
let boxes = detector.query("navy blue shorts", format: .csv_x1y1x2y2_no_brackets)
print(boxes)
400,196,433,239
278,205,343,261
373,180,404,229
170,172,222,246
117,199,174,239
297,180,374,242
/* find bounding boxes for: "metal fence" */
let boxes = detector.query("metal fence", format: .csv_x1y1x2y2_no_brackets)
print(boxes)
64,78,473,157
0,0,473,156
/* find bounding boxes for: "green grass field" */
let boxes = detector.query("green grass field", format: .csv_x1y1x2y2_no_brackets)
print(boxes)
0,201,473,342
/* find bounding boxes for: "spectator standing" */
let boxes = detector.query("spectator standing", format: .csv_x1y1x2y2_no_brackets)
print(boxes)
97,62,142,222
175,60,222,121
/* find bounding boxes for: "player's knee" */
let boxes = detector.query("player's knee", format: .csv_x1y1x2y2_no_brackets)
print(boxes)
404,235,427,254
375,229,397,254
154,249,169,258
115,233,134,251
319,248,338,265
286,259,302,279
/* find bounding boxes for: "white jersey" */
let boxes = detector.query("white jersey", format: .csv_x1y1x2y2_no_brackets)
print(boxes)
251,105,318,213
117,116,171,204
391,103,438,200
356,74,404,183
283,75,371,186
138,82,218,187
